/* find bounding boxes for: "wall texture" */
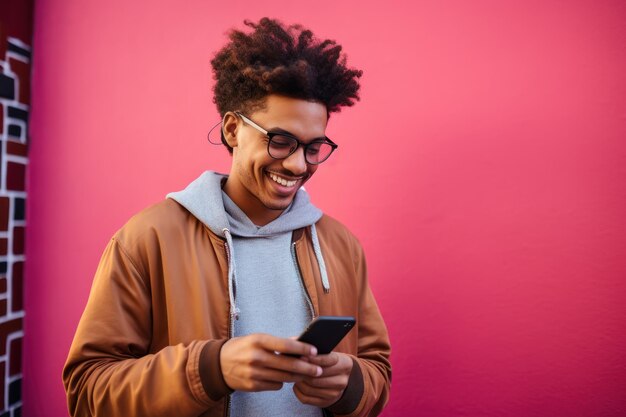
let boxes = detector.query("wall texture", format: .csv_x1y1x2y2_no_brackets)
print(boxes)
27,1,626,416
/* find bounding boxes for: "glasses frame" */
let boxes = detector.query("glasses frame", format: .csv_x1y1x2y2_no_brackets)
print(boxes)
235,112,338,165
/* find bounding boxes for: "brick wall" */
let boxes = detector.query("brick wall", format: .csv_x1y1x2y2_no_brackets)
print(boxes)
0,30,30,417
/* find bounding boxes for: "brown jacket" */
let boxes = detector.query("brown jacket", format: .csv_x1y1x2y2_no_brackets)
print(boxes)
63,199,391,417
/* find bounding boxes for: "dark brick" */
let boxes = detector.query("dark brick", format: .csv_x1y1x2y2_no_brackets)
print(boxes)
11,262,23,312
0,299,6,317
8,378,20,406
0,197,9,231
0,74,15,100
8,42,30,59
0,361,5,410
7,142,28,158
13,198,25,221
0,239,7,256
6,162,25,191
7,107,27,123
0,262,6,274
0,278,6,294
0,411,7,417
0,103,3,134
12,227,25,255
9,337,22,376
13,405,21,417
8,125,22,139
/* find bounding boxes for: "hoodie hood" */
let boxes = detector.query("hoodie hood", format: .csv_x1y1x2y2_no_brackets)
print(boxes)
166,171,323,236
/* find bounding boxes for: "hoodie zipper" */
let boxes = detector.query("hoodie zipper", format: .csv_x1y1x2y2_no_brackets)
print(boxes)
292,241,316,319
222,235,233,417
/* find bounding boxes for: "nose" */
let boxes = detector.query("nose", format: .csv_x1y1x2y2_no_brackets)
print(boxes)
282,146,308,176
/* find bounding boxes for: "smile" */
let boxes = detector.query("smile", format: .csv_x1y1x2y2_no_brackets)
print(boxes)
268,172,299,187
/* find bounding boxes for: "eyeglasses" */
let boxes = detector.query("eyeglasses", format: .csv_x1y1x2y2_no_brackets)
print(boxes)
235,112,338,165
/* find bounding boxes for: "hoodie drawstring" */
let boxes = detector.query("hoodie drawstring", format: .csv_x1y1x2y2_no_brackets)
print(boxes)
222,228,240,320
310,224,330,293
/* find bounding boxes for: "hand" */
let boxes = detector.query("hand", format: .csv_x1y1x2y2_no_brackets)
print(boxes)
219,334,322,392
293,352,353,408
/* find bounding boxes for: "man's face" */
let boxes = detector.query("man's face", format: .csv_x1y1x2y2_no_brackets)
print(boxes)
223,94,329,225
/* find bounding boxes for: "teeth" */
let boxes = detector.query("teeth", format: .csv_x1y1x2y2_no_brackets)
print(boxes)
269,173,297,187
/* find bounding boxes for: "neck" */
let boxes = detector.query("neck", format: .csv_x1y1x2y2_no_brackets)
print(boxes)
222,178,283,226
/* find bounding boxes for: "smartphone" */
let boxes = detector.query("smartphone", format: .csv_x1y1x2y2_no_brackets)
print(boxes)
295,316,356,355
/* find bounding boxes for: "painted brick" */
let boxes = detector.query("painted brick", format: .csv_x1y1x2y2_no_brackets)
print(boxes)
0,198,8,231
9,338,21,376
10,262,22,312
8,58,29,105
12,227,24,255
0,239,7,256
0,278,6,294
0,299,6,317
0,319,21,355
6,142,28,157
6,162,25,191
0,23,5,59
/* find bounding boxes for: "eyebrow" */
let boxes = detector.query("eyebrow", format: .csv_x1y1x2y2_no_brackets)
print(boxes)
266,126,329,142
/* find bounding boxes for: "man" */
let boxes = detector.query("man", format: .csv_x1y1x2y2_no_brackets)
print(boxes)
63,18,391,417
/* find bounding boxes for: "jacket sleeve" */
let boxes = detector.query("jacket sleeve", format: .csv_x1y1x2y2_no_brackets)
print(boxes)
327,240,392,417
62,237,230,417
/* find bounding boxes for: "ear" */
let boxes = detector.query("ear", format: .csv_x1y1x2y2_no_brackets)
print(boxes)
222,112,240,149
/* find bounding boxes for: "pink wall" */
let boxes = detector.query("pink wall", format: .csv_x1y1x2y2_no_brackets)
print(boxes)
26,1,626,416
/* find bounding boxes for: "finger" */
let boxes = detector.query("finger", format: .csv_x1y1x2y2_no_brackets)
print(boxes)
237,379,284,392
259,350,323,377
293,383,334,407
300,374,348,389
294,380,339,401
247,366,309,384
257,334,317,357
256,381,283,391
305,353,340,368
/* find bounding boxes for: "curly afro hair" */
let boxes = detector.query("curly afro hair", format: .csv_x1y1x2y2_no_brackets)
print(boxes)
211,17,363,119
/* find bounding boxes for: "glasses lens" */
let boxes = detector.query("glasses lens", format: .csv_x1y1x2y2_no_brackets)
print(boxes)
268,135,335,164
305,141,334,164
269,135,298,159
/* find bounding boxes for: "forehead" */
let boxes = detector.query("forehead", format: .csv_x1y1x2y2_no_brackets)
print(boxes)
250,95,328,138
